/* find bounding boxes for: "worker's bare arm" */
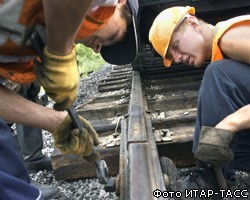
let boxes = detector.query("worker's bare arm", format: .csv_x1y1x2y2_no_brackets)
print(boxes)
43,0,94,55
0,84,67,132
220,25,250,65
215,104,250,133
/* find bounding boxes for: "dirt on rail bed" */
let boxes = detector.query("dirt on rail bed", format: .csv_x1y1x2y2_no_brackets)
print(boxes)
30,63,250,200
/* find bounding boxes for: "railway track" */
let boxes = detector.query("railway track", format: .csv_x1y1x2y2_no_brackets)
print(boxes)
51,54,207,199
48,1,250,199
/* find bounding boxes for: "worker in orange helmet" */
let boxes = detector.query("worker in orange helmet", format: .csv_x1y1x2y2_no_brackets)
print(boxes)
0,0,138,199
149,6,250,191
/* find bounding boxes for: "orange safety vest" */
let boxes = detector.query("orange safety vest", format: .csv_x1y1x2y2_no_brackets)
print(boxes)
76,6,115,39
0,1,115,84
212,15,250,62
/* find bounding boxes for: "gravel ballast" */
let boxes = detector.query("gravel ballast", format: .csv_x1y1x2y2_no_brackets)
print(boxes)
29,63,250,200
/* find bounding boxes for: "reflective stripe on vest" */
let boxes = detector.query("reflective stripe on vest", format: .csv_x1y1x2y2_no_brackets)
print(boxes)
0,0,45,59
0,0,43,83
76,6,116,39
0,0,25,46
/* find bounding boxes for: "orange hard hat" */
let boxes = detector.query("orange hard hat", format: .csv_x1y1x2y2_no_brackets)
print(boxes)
149,6,195,67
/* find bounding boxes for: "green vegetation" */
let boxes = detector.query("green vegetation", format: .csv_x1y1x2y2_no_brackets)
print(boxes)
76,43,105,77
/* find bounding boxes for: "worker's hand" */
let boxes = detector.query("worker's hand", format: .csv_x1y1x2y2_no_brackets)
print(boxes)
34,45,79,111
194,126,234,166
52,115,99,158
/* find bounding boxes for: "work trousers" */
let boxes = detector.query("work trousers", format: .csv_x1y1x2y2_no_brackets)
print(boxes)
15,81,45,163
193,59,250,180
0,119,43,200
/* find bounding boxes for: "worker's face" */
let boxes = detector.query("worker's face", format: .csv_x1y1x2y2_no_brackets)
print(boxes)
81,6,127,53
166,16,208,68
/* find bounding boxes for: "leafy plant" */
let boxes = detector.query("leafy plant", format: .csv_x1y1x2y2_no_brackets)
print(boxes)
76,43,105,77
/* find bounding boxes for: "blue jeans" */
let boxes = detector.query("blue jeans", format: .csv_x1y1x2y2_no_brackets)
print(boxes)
0,119,43,200
193,59,250,180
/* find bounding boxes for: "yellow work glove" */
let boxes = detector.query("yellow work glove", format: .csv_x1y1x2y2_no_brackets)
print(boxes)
52,115,99,158
34,45,79,111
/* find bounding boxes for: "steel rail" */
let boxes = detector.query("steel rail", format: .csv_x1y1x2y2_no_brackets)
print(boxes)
118,70,166,200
